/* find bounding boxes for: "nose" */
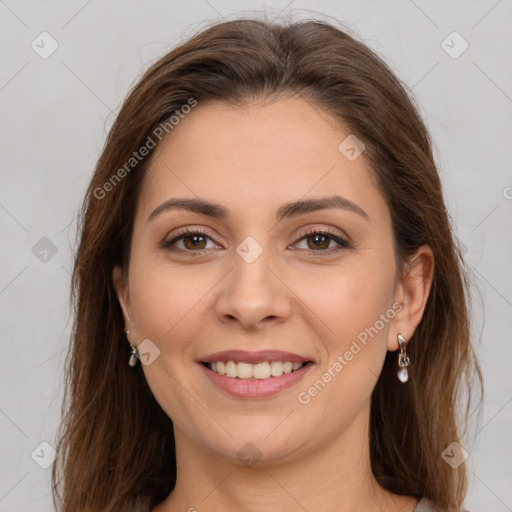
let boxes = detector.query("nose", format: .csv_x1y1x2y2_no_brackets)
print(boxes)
215,245,292,330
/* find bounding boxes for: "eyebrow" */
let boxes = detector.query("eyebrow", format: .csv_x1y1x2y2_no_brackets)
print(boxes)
147,194,369,224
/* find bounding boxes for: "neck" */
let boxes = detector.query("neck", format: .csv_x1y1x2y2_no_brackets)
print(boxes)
153,406,418,512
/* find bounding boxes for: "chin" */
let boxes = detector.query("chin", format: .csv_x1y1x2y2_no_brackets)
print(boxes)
203,428,309,467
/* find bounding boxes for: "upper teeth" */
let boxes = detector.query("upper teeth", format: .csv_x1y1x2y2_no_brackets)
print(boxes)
208,361,305,379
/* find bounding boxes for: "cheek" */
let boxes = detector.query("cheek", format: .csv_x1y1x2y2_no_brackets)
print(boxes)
127,260,211,423
303,258,395,383
295,269,394,425
127,255,206,349
308,261,393,336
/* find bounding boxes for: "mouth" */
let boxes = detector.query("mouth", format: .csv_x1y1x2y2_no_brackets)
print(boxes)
197,356,315,399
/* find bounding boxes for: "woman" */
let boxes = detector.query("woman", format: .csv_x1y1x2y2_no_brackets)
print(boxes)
51,16,483,512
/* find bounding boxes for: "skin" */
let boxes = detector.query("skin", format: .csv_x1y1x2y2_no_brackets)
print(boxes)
113,97,434,512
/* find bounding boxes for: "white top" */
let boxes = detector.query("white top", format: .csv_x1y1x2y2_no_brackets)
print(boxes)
413,496,470,511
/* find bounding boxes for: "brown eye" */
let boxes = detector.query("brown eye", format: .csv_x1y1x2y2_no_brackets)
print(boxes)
163,229,217,252
294,229,351,252
182,233,207,250
306,233,331,250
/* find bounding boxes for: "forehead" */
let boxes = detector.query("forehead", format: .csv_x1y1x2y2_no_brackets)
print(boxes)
137,97,386,224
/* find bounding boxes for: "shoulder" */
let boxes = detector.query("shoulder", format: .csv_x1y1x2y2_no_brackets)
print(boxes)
412,497,436,511
413,497,471,512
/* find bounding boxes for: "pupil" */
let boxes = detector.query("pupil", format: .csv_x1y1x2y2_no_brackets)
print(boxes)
186,235,205,249
310,234,328,249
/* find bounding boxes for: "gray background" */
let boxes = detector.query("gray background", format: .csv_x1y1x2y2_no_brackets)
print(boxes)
1,1,511,511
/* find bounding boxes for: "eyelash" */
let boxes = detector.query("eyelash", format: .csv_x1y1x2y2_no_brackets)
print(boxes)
162,227,351,255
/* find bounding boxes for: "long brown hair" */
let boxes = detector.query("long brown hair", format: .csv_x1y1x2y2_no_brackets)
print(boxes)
52,16,483,512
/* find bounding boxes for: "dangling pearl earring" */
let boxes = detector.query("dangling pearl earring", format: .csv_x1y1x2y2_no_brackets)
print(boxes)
397,333,410,383
126,330,139,367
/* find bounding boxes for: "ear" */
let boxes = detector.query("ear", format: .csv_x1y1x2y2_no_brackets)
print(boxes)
113,265,137,340
387,244,434,351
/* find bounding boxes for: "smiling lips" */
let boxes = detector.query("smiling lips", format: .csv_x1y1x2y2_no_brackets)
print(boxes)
199,349,314,364
197,349,315,398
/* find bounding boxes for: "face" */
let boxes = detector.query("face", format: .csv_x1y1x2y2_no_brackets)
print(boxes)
114,97,427,465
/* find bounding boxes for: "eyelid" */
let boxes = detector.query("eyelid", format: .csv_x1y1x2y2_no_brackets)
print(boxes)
162,226,221,249
162,225,352,253
294,225,351,247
